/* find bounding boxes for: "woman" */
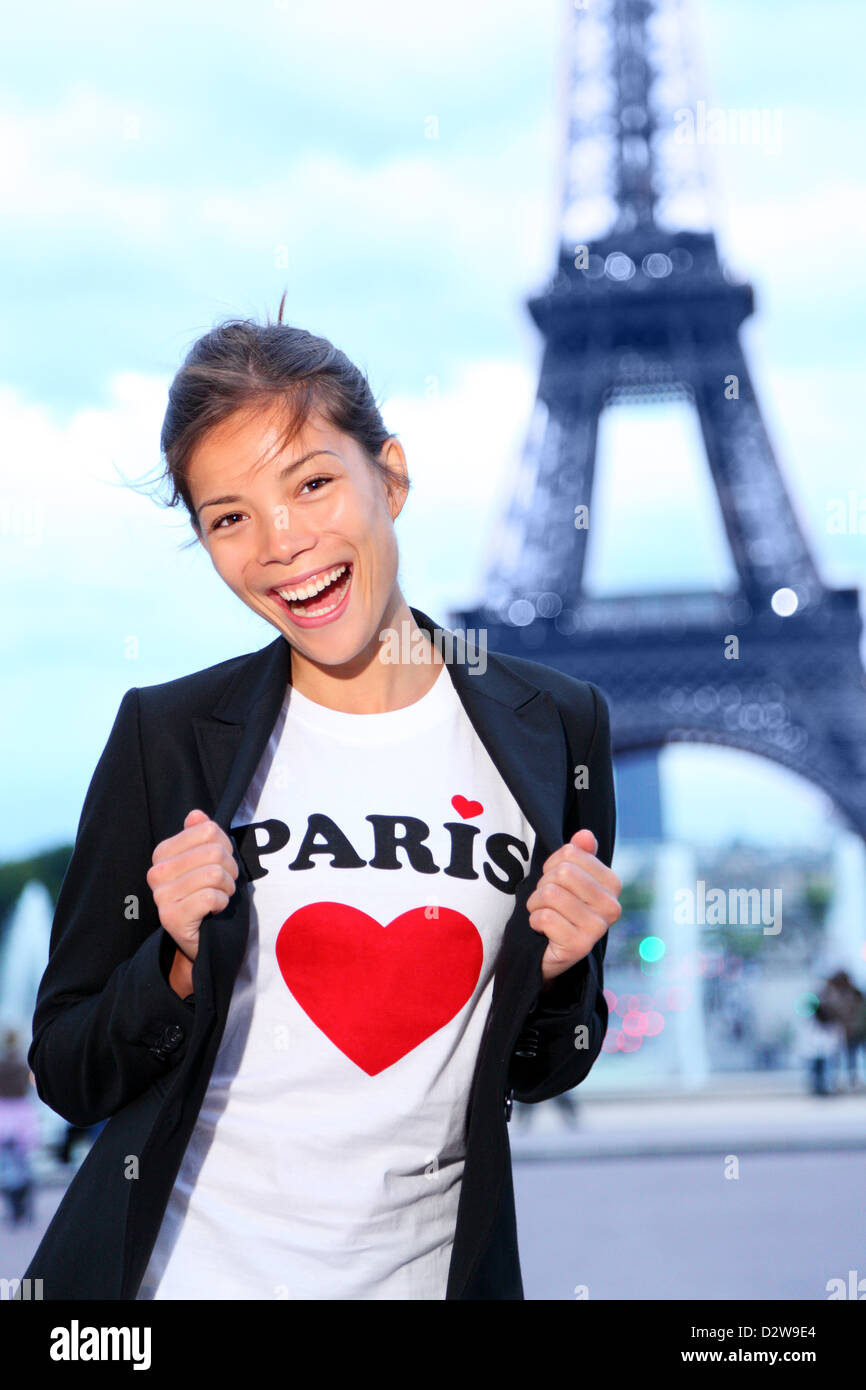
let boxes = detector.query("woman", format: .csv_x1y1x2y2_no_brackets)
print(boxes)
22,299,620,1300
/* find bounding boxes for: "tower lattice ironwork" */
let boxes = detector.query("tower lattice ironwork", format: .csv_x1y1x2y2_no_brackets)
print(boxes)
450,0,866,841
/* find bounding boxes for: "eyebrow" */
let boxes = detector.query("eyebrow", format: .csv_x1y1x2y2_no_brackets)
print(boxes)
195,450,340,519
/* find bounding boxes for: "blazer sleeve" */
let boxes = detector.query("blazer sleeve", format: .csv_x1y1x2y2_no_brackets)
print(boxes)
27,687,196,1128
508,681,616,1105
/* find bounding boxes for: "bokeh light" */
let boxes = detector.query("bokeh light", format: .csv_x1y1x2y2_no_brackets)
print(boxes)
639,935,666,962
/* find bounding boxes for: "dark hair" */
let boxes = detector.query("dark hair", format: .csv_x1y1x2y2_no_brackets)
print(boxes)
153,292,407,549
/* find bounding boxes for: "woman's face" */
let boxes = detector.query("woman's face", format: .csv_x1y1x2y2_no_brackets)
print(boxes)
187,404,409,668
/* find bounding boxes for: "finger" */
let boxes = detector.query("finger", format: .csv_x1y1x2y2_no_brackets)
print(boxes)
148,841,239,887
572,828,598,854
151,860,238,909
527,897,600,958
152,814,233,865
158,885,232,932
552,859,621,922
541,840,621,898
527,877,619,936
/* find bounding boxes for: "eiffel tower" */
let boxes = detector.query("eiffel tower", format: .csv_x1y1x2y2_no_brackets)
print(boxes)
449,0,866,843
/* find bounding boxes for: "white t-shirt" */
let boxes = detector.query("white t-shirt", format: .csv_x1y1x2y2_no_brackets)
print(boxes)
137,660,536,1300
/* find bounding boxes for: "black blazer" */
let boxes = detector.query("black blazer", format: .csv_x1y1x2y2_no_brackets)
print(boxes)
20,604,616,1300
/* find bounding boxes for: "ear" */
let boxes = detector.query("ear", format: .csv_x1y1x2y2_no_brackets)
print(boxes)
381,438,410,522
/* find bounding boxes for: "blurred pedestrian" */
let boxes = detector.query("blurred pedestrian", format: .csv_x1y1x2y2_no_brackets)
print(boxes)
819,971,866,1090
799,1008,839,1095
0,1028,37,1224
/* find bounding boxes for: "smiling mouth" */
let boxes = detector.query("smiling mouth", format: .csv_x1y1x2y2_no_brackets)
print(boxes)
271,562,353,618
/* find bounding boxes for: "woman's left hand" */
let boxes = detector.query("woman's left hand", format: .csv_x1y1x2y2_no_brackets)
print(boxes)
526,828,622,988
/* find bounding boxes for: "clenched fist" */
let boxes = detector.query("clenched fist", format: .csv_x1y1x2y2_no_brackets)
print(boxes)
146,809,239,992
526,827,622,990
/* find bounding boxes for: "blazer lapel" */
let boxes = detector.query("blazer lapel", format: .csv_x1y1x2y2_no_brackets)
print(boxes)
192,637,292,830
411,608,572,1014
188,606,572,1020
186,635,289,1021
421,611,569,865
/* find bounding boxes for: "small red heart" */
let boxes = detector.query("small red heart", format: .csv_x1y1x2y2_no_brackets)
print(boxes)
276,903,483,1075
451,795,483,819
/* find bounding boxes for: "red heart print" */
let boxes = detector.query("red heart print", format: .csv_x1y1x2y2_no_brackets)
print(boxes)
451,795,483,819
275,903,484,1075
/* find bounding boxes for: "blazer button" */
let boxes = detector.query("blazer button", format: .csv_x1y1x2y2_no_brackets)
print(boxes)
160,1024,184,1051
149,1023,184,1061
504,1086,514,1122
513,1027,540,1060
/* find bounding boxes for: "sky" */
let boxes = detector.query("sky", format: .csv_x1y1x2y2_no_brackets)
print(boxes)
1,0,864,859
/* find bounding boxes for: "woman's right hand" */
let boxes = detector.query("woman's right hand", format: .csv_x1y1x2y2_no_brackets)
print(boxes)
146,808,239,965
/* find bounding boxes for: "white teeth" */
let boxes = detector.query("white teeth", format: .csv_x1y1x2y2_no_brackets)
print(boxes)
276,563,349,602
292,592,341,617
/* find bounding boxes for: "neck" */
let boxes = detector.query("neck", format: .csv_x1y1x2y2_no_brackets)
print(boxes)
287,600,442,714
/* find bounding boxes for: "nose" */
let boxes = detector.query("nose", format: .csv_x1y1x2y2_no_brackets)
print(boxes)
255,509,318,569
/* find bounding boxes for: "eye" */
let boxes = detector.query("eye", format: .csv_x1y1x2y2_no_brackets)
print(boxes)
210,511,244,532
300,475,331,494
